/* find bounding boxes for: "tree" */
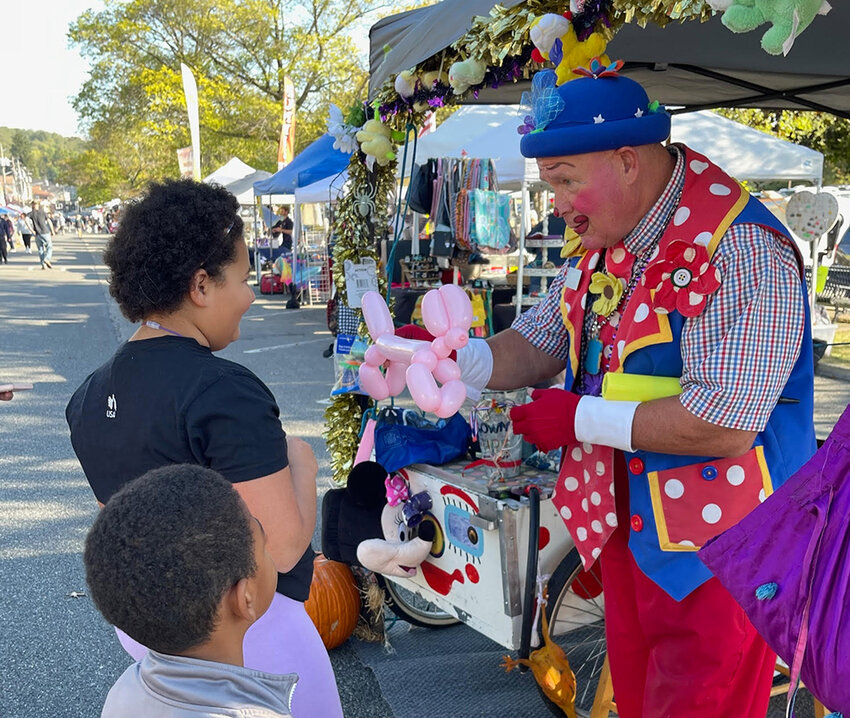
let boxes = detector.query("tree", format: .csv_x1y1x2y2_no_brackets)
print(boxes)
10,131,33,168
69,0,391,198
65,150,125,205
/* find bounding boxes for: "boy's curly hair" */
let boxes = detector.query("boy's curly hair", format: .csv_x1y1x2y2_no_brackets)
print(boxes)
104,179,244,322
84,464,256,654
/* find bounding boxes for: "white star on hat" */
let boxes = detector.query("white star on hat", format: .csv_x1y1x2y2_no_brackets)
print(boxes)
593,114,605,124
635,108,644,118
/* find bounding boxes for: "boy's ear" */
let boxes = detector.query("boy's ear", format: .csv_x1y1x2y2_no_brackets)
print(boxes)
229,577,260,624
188,269,211,308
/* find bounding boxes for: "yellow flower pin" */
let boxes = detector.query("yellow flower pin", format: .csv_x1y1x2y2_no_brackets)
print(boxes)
560,226,585,259
589,271,625,317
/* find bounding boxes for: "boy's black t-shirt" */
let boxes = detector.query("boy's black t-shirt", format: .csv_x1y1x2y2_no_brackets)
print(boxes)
66,336,313,601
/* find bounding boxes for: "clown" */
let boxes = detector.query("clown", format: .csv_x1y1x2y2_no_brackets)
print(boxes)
444,63,816,716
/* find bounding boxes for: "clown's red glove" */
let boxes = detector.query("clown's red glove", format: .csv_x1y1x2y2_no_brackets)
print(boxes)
509,388,581,453
511,389,642,453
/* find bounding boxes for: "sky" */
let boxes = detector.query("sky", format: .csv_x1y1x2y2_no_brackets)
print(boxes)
2,0,102,138
1,0,375,141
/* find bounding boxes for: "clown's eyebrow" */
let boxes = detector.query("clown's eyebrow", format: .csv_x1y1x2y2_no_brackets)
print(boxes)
540,161,576,170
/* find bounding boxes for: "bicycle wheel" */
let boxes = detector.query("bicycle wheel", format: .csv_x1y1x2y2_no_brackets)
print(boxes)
376,575,461,629
539,548,607,717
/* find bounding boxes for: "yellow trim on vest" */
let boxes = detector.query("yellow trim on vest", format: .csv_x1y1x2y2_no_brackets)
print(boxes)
560,289,579,380
560,252,594,379
647,445,772,552
707,182,748,258
756,445,774,501
617,289,674,369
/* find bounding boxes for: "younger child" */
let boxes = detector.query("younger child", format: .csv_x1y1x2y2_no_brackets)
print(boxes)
85,464,295,717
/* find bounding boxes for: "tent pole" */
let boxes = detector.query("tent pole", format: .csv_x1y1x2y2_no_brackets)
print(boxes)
252,200,260,285
412,212,420,255
812,180,821,325
294,200,303,304
516,180,529,319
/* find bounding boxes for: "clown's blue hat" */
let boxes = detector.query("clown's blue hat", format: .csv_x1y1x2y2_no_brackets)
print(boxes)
520,64,671,158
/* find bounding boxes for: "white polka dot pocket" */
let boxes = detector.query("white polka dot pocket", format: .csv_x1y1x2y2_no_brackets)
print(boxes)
645,446,774,551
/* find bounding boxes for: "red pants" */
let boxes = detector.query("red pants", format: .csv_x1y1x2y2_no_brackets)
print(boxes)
599,458,776,718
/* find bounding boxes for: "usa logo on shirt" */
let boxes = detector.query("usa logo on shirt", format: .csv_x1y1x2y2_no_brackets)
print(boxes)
106,394,117,419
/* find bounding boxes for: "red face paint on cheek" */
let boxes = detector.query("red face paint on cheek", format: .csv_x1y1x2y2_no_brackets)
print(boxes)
572,174,615,218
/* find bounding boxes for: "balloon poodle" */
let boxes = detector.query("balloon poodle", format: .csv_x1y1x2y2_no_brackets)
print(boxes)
358,286,473,418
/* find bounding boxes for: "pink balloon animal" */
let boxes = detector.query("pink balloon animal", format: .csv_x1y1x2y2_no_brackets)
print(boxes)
358,286,472,418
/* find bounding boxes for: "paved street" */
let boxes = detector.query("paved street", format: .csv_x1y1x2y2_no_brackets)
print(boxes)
1,234,847,717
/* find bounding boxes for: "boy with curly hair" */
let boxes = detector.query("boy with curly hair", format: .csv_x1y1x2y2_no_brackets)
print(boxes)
85,464,295,717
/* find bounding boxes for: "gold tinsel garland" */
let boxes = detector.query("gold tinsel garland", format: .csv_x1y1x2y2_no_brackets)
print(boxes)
374,1,713,117
323,147,399,486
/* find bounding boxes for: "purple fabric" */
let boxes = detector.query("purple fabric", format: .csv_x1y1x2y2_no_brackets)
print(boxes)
699,405,850,715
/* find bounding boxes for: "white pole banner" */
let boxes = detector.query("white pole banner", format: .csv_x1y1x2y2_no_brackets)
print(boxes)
180,63,201,180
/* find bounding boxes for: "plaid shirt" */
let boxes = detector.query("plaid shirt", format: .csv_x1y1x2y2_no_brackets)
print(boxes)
513,147,805,432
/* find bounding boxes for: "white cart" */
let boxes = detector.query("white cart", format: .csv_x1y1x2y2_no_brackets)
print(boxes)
381,459,607,714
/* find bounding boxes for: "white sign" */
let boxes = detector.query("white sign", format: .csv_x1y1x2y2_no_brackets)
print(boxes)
344,258,379,308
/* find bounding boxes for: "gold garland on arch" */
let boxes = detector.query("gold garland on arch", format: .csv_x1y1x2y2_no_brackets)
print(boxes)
323,148,399,485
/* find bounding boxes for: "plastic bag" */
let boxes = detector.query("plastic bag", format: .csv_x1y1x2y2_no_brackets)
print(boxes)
374,407,471,473
473,189,511,250
330,334,361,396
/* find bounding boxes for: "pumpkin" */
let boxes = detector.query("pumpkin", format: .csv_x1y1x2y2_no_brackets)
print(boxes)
303,553,361,650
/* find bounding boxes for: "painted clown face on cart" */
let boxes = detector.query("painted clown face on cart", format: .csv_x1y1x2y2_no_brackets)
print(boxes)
415,483,484,596
537,149,636,252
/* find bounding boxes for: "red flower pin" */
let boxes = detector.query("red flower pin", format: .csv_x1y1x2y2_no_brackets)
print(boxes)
642,240,721,317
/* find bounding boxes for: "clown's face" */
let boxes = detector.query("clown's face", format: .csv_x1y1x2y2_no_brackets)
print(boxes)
538,150,636,252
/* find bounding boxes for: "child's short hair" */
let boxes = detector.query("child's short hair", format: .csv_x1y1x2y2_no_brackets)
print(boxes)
84,464,257,654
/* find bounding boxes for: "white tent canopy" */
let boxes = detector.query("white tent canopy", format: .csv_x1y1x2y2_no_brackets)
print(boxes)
670,111,822,182
406,105,823,187
203,157,256,186
412,106,533,190
224,169,272,204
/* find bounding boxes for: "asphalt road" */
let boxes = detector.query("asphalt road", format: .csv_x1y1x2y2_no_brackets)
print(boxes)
0,234,391,718
1,234,847,717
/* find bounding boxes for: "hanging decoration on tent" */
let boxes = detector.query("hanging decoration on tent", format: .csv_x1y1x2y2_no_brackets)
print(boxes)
448,58,488,95
327,104,363,154
529,12,611,85
706,0,831,56
355,118,398,171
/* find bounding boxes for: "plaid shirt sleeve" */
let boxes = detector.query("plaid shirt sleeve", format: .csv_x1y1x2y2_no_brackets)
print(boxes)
510,262,573,361
679,224,806,432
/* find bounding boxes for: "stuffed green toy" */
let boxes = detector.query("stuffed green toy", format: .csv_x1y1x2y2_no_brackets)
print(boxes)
708,0,831,55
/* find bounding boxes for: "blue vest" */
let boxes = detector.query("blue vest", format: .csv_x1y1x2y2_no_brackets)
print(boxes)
617,197,816,599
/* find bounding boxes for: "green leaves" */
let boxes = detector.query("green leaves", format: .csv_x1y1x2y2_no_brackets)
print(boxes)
67,0,379,199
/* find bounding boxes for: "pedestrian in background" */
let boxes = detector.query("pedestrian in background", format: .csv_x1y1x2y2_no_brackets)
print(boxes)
17,213,35,253
30,201,55,269
0,215,9,264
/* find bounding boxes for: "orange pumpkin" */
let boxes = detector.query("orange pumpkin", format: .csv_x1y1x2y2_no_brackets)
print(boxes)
303,553,361,650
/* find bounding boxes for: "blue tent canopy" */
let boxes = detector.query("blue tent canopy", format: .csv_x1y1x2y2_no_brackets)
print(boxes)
253,134,351,195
